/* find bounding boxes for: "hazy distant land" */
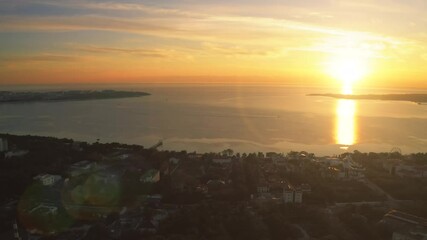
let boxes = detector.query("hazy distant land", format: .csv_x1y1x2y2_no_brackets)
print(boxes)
309,93,427,104
0,90,150,103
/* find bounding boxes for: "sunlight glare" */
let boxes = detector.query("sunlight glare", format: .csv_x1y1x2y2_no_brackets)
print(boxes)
335,99,357,147
324,36,372,94
327,54,368,89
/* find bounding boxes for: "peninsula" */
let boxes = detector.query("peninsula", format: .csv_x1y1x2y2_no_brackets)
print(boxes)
0,90,150,103
308,93,427,104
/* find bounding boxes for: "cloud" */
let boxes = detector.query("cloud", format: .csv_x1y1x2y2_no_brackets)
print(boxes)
0,0,416,49
0,13,396,46
0,8,411,63
201,42,276,57
75,45,169,58
0,0,424,67
0,15,177,34
1,54,79,63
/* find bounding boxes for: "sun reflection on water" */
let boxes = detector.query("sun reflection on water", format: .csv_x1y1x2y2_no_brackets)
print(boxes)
335,98,357,150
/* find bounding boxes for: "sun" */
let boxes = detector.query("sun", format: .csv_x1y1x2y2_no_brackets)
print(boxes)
328,57,367,83
326,49,370,94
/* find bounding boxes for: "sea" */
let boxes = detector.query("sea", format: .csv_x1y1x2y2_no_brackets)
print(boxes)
1,83,426,156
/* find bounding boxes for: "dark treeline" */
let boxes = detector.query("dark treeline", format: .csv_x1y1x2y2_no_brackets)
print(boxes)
0,90,150,103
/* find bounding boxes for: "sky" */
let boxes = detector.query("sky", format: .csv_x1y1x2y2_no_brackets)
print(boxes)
0,0,427,88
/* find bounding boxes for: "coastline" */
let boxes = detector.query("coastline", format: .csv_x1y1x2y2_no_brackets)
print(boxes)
0,90,150,104
308,93,427,104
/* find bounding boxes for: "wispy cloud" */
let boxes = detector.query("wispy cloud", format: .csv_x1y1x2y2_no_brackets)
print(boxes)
1,54,79,63
201,42,277,57
76,45,169,58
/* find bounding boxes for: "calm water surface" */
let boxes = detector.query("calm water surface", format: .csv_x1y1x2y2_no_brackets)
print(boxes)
0,84,426,155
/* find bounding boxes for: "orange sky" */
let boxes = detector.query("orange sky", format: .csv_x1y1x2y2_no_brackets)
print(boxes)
1,0,426,88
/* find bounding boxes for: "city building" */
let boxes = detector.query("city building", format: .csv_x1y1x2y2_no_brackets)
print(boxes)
283,183,303,203
283,185,295,203
294,188,303,203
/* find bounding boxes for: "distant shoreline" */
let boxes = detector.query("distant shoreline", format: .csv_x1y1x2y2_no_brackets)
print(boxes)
308,93,427,104
0,90,150,104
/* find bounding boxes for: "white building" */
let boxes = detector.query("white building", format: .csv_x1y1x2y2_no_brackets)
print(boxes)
0,138,8,152
283,184,303,203
33,174,62,186
283,185,295,203
294,189,303,203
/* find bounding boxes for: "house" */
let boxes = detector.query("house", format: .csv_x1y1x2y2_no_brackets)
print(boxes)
0,137,8,152
140,169,160,183
33,174,62,186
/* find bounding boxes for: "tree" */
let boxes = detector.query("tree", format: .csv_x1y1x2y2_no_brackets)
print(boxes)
222,149,234,157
